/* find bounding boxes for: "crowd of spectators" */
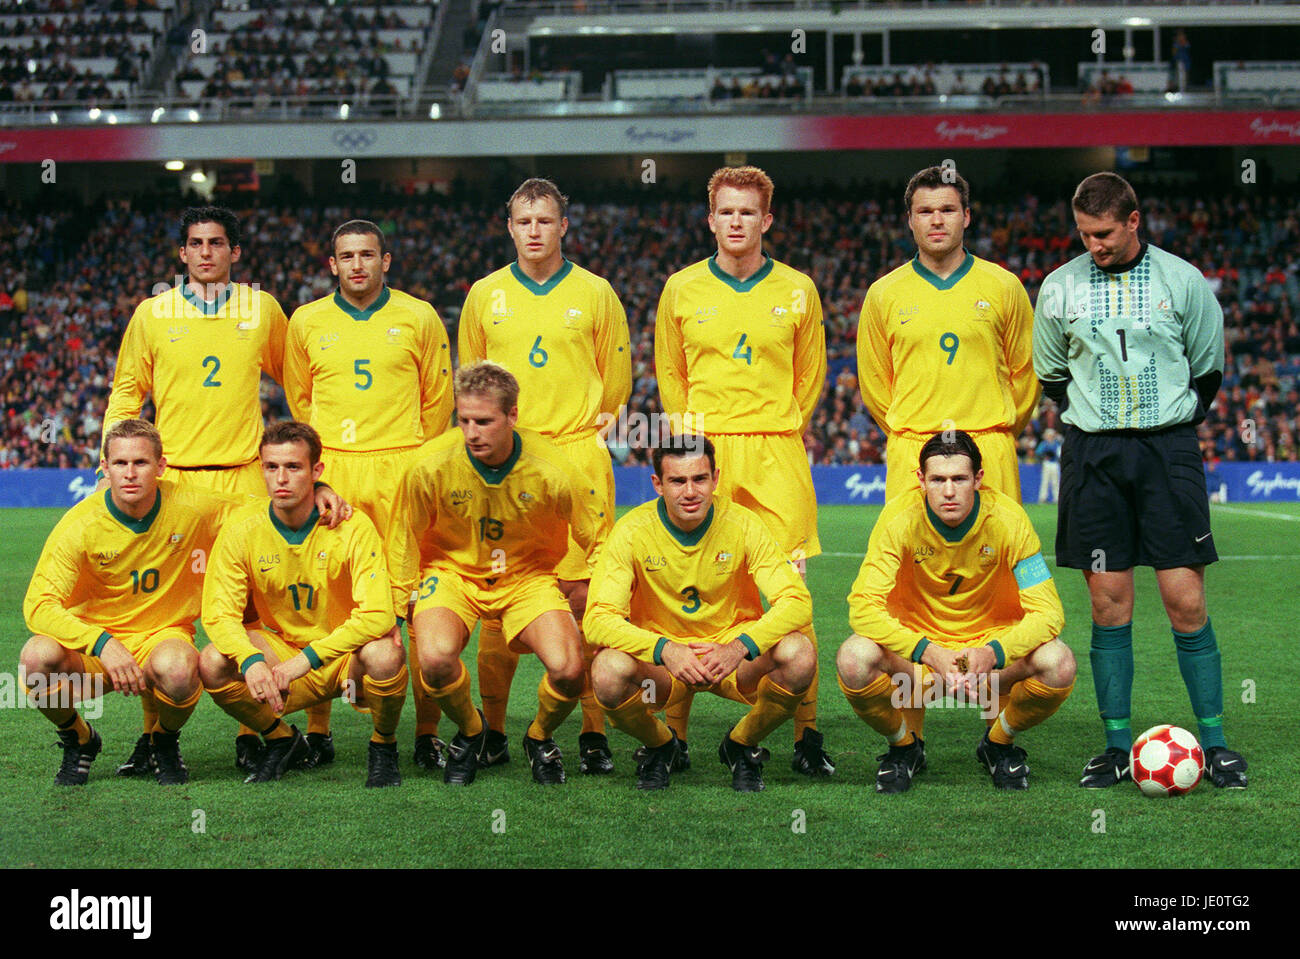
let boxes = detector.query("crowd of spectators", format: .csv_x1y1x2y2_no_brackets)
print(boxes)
843,64,1045,99
1,186,1297,472
0,10,157,102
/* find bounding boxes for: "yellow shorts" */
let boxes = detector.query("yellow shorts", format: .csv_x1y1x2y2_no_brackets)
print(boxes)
709,431,820,561
247,628,357,715
165,460,264,497
552,432,615,581
413,567,570,647
75,627,196,682
884,429,1021,503
319,445,422,537
664,670,755,710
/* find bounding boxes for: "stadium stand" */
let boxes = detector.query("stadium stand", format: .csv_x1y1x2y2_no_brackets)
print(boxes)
2,188,1297,470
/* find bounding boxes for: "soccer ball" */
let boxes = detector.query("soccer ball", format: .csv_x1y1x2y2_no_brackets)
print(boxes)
1130,725,1205,797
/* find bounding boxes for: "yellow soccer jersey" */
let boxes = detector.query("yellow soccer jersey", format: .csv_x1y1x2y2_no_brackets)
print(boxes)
102,283,289,467
857,253,1038,438
24,480,246,653
387,427,601,616
284,286,454,452
655,255,826,435
584,495,812,664
847,487,1062,666
459,260,631,439
202,501,393,674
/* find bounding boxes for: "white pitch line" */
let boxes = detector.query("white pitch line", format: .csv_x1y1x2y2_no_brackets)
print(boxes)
1213,505,1300,522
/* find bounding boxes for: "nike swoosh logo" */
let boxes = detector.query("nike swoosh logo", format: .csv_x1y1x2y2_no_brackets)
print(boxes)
98,559,112,566
1008,764,1025,774
259,566,274,572
1219,759,1240,767
169,337,184,342
492,319,506,325
1068,316,1080,324
900,319,912,325
1195,532,1212,543
914,558,924,563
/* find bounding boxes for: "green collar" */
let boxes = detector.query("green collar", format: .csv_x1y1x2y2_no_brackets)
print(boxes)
104,487,162,534
468,432,522,484
656,497,714,547
181,279,235,315
510,259,572,296
925,491,980,543
332,285,391,322
910,251,974,291
707,253,773,292
269,503,320,545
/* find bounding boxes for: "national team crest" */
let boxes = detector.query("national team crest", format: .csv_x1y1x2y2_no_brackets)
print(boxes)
386,327,402,343
316,550,328,569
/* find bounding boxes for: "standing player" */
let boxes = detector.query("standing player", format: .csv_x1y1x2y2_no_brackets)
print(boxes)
585,434,816,792
200,422,408,787
459,178,630,775
654,165,832,776
387,362,599,786
284,219,454,772
837,431,1075,792
857,165,1039,503
21,420,242,785
1033,172,1247,789
100,205,350,774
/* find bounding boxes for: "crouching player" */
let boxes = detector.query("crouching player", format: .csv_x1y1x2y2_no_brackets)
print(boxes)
21,419,242,785
584,434,815,792
387,361,598,786
200,421,408,786
837,430,1075,792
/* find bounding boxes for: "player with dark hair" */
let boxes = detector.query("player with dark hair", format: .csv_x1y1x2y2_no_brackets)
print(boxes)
100,205,351,776
585,434,815,792
283,218,454,772
858,164,1039,504
838,430,1074,792
1034,171,1247,790
21,420,245,785
655,165,832,777
200,421,407,787
387,362,601,786
459,177,630,777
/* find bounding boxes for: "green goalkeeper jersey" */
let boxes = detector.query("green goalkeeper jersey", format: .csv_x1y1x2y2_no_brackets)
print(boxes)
1033,243,1224,432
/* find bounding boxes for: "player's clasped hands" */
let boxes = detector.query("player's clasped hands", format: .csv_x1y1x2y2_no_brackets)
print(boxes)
244,660,285,715
99,637,147,696
660,641,719,688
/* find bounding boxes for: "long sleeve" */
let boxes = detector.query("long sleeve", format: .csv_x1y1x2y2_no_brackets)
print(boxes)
856,285,895,435
23,524,103,652
304,522,394,668
737,519,813,656
1003,280,1041,437
792,282,827,433
1179,266,1226,380
201,524,262,673
594,282,632,421
418,305,454,439
583,525,665,662
846,522,929,660
386,462,433,618
457,285,487,366
983,526,1064,666
1031,275,1071,388
282,314,313,422
258,292,289,386
101,304,153,458
654,278,689,424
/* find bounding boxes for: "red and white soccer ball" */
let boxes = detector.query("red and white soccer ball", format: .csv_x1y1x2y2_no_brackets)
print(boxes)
1130,724,1205,797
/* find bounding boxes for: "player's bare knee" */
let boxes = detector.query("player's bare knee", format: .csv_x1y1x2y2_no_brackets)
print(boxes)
547,652,585,699
774,632,815,691
150,644,199,698
359,637,405,680
19,635,64,678
590,649,636,707
198,644,236,689
1034,640,1077,687
836,634,882,688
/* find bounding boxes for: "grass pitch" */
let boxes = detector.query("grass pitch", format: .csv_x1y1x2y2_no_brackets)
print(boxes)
1,503,1296,869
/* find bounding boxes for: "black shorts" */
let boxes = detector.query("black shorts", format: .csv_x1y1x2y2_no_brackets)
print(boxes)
1056,424,1217,571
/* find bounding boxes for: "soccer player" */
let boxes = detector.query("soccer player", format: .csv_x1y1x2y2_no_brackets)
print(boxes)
284,219,454,772
1033,172,1247,789
387,361,599,786
838,431,1075,792
459,178,630,775
21,419,242,785
654,165,832,777
100,205,350,774
857,165,1039,503
199,421,407,787
585,434,816,792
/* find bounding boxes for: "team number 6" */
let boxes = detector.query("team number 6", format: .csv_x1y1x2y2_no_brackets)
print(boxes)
939,332,960,365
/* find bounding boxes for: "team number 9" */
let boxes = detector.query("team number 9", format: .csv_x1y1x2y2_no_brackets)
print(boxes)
939,332,960,365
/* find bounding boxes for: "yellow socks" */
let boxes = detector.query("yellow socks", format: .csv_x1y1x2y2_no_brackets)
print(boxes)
989,677,1075,745
428,663,482,736
579,640,606,735
792,623,819,739
664,688,694,741
476,621,517,732
732,675,801,747
364,666,408,745
154,686,201,733
207,679,277,733
305,700,332,736
604,688,673,747
840,673,911,744
141,690,159,734
527,674,580,741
